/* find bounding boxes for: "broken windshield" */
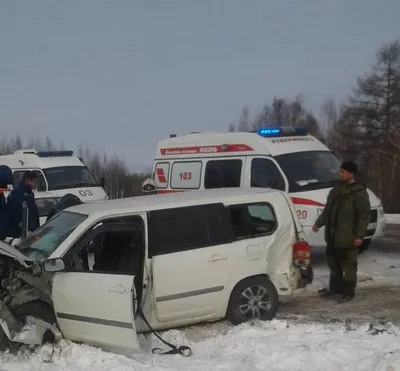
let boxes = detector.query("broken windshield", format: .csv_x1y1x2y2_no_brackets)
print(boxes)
18,211,87,261
275,151,341,193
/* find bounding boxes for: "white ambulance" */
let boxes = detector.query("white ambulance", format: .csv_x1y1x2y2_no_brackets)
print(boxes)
0,149,108,224
152,127,386,252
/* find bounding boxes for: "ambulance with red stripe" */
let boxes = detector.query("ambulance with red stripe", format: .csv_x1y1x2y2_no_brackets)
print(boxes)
152,127,386,252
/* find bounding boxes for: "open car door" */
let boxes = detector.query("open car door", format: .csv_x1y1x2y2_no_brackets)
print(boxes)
52,272,139,351
51,221,143,351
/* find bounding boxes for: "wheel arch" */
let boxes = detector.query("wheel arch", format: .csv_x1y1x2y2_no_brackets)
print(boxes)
224,274,271,316
9,286,53,310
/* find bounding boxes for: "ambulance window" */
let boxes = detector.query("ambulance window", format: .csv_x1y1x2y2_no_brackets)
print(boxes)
13,170,47,192
275,151,341,192
204,160,242,189
251,158,285,191
170,161,202,189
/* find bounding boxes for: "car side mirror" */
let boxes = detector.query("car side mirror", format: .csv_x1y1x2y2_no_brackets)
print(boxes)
43,258,65,273
99,177,105,188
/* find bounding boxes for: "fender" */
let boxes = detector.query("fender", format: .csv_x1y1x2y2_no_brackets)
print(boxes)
8,286,52,309
0,301,62,346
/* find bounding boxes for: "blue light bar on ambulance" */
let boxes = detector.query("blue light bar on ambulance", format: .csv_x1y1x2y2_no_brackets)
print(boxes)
257,126,308,138
36,150,74,158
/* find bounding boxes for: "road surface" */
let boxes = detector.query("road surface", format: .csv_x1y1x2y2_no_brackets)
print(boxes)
277,224,400,325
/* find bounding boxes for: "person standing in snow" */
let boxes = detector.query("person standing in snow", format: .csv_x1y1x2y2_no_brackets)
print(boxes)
2,171,40,239
0,165,13,240
312,160,370,303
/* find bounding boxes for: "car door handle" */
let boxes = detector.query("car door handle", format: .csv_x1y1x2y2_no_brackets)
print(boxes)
108,284,130,294
208,253,228,262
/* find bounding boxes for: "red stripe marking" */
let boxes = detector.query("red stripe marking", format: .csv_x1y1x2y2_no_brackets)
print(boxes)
160,144,253,156
157,189,182,194
291,197,324,207
156,168,167,183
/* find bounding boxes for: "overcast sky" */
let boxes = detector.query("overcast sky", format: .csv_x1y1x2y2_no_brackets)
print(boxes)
1,0,399,171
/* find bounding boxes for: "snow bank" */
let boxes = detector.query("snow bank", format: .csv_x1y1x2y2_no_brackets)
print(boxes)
385,214,400,224
2,320,400,371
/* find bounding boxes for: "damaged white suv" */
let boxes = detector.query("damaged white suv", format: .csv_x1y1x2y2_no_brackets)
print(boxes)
0,188,313,353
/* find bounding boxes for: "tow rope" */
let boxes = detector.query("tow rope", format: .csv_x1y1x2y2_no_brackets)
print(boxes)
137,309,192,357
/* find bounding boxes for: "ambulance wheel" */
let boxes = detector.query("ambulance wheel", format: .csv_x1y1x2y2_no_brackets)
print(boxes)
358,239,371,254
226,275,279,325
7,301,57,351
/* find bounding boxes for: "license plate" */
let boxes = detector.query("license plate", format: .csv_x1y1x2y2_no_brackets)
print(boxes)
368,222,377,230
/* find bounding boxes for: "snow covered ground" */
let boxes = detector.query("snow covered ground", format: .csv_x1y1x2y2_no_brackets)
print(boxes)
2,229,400,370
0,320,399,371
385,214,400,224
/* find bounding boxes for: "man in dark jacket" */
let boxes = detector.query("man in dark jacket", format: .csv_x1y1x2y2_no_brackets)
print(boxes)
0,165,13,240
312,160,370,303
3,171,40,238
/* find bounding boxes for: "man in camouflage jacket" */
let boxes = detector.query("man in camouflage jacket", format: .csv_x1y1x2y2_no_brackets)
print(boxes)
313,160,370,303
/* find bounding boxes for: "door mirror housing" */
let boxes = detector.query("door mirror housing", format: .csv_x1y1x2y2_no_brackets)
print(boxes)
43,258,65,273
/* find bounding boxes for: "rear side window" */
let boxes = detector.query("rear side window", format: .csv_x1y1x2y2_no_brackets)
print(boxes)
251,158,286,191
204,160,242,189
148,203,231,257
228,203,277,240
170,161,202,189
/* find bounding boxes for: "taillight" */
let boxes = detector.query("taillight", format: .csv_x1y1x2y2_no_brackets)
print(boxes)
293,241,311,265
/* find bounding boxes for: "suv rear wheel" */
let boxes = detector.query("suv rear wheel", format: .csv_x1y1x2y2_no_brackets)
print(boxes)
226,276,279,325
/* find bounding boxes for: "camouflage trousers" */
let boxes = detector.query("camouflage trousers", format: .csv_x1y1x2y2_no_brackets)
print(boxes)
326,245,358,297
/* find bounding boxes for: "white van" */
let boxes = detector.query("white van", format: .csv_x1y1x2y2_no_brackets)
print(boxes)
0,149,108,221
152,127,386,251
0,188,312,352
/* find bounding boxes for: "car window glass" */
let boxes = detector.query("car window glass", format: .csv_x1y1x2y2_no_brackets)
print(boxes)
229,203,276,240
204,160,242,189
70,221,144,275
251,158,285,191
18,211,87,261
13,170,47,192
148,204,229,257
275,151,341,192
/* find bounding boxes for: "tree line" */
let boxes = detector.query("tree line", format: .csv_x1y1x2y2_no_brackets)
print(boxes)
229,39,400,213
2,39,400,211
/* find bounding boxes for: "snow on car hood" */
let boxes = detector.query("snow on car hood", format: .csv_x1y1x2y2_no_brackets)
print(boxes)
0,240,32,267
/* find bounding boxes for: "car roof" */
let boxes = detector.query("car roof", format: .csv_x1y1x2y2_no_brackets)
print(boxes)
67,187,281,217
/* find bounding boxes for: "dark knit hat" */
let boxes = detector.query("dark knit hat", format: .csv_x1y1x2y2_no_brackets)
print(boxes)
340,160,358,174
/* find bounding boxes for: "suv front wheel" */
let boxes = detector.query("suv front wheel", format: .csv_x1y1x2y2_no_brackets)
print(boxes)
226,276,279,325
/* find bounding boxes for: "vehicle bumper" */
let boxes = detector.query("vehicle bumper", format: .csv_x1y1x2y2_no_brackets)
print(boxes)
298,264,314,289
365,213,386,239
0,302,62,347
294,264,313,290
